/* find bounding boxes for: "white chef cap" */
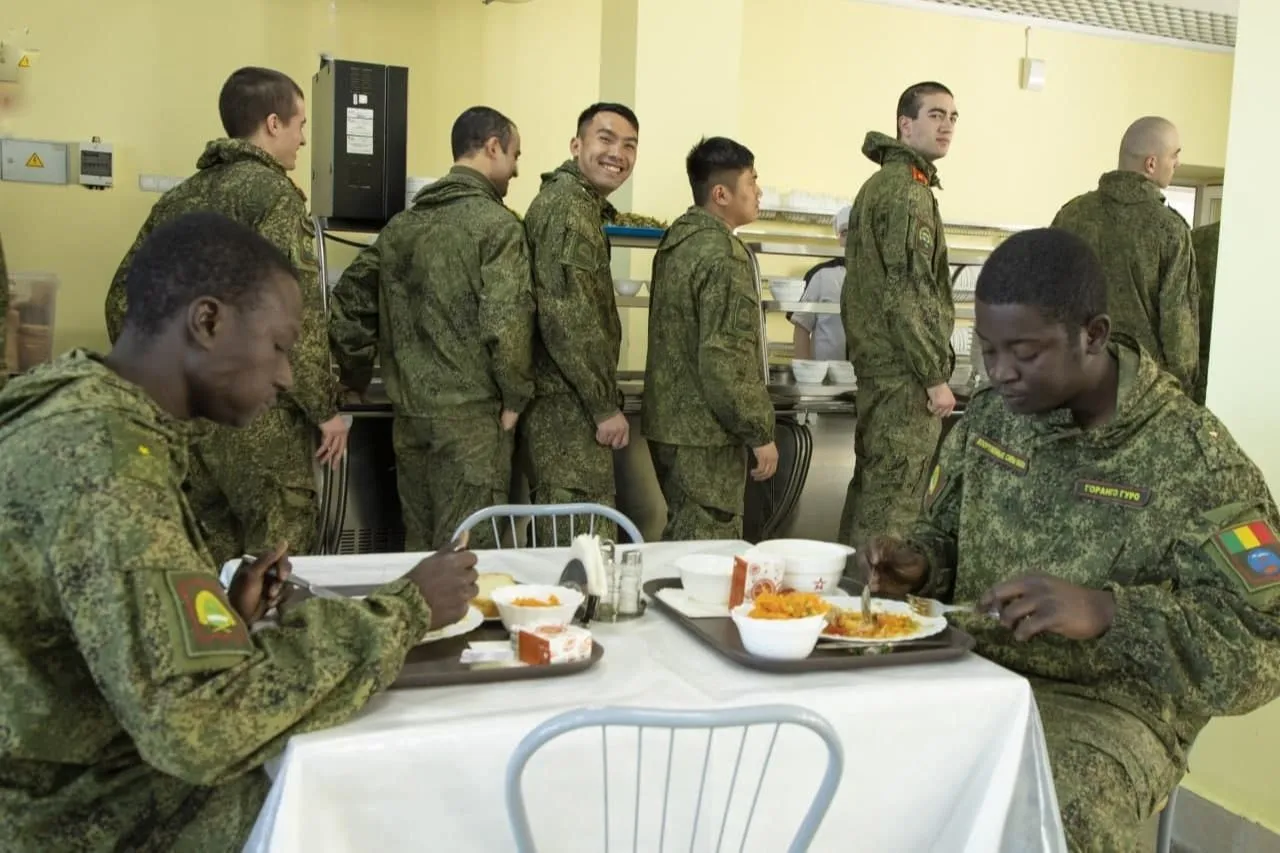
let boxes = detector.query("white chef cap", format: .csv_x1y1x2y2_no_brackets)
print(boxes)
834,205,852,236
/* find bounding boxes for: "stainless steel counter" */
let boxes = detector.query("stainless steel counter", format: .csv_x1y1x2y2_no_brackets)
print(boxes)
320,379,965,554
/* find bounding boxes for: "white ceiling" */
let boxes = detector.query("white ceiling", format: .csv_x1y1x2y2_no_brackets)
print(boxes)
1161,0,1236,15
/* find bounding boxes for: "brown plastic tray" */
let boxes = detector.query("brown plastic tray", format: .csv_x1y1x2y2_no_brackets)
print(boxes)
317,584,605,689
643,578,975,674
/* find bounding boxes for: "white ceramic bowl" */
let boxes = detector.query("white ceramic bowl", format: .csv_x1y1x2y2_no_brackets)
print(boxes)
675,553,735,606
614,279,646,297
828,361,857,385
769,278,805,302
489,584,584,632
753,539,855,596
791,359,829,384
730,603,827,660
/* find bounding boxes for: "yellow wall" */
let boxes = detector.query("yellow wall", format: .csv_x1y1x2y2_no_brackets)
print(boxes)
3,0,1273,830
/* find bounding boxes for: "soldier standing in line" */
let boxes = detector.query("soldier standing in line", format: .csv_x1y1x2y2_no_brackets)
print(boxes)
839,81,958,551
329,106,534,550
0,212,479,852
0,234,7,390
521,102,639,541
1191,220,1220,405
1052,116,1199,393
642,137,777,541
104,66,347,565
865,227,1280,850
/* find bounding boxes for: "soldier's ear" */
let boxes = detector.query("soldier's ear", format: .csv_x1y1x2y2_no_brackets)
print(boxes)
1083,314,1110,355
187,297,226,352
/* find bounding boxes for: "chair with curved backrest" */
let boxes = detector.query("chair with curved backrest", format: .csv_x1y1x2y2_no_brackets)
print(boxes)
505,704,844,853
1155,786,1179,853
450,502,644,548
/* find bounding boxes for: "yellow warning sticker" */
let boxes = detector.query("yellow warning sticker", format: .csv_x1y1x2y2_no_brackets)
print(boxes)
17,55,30,69
25,152,44,169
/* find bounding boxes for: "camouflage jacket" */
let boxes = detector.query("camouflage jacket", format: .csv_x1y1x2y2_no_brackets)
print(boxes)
1191,221,1219,405
911,342,1280,763
0,234,7,389
841,132,954,387
1052,170,1200,393
329,166,536,417
105,139,337,426
0,351,430,850
524,160,623,422
641,206,774,449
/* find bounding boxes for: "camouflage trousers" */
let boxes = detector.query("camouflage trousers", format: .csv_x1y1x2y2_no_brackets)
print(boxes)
393,412,515,552
839,376,941,549
186,405,318,568
649,440,747,542
518,393,618,544
1036,688,1183,853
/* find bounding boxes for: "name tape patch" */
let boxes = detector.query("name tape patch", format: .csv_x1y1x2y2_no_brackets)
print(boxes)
972,435,1029,476
1074,479,1152,508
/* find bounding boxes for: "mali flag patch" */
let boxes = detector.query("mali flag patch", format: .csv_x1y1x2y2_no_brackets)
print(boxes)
1212,520,1280,592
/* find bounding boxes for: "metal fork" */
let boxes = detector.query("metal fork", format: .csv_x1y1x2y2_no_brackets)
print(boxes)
906,594,978,618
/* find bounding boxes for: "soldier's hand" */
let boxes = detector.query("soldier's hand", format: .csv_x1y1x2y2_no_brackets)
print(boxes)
316,415,350,469
750,442,778,481
500,409,520,432
229,541,292,624
926,383,956,417
404,540,480,630
980,574,1116,642
859,536,928,597
595,411,630,449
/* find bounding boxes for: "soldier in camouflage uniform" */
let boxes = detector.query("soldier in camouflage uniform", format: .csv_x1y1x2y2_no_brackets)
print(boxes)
643,137,777,541
0,213,479,852
1052,116,1200,393
1191,221,1219,405
104,67,345,565
866,228,1280,851
521,103,639,542
839,82,958,550
330,107,535,550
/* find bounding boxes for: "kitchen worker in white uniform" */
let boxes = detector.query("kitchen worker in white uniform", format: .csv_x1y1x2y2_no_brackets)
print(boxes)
790,205,851,361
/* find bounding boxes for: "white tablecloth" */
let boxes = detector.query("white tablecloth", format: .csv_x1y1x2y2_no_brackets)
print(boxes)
239,542,1066,853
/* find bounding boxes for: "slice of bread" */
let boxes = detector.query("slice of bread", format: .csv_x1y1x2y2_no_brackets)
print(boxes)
472,572,517,619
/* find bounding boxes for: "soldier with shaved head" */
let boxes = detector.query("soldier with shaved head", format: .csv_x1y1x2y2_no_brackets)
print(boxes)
1052,116,1200,394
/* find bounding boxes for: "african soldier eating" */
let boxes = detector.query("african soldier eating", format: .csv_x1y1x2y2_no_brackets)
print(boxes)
862,227,1280,850
0,212,478,852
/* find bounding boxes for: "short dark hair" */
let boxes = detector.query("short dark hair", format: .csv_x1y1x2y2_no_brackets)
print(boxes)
975,228,1107,328
576,102,640,137
686,137,755,207
218,67,305,138
122,212,298,339
896,81,953,131
451,106,516,160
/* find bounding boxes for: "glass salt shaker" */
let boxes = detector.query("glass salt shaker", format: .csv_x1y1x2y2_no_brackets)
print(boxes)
598,540,620,622
617,550,643,617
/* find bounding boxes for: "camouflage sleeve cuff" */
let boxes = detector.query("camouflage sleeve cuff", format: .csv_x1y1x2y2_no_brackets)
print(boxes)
913,544,956,600
368,577,433,642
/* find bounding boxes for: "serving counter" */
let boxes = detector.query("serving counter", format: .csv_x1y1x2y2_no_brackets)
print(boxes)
316,375,966,555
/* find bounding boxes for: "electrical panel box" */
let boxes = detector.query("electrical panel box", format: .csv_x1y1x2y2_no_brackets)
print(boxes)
311,58,409,230
72,141,114,188
1,139,70,185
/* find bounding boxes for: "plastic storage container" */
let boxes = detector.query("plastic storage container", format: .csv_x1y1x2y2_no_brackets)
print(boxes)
6,272,59,375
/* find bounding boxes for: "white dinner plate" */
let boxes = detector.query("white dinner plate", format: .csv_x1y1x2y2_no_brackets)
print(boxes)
418,605,484,645
819,595,948,645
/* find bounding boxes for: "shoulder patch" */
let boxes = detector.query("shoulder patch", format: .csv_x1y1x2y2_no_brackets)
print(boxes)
1074,479,1152,508
924,463,947,510
162,571,256,663
560,220,606,272
911,166,929,186
108,420,171,487
972,434,1029,476
1208,519,1280,596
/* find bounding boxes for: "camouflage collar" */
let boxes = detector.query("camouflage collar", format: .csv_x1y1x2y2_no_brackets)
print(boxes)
196,139,305,202
445,165,504,203
861,132,941,188
1027,339,1160,438
548,159,618,221
1097,170,1165,205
